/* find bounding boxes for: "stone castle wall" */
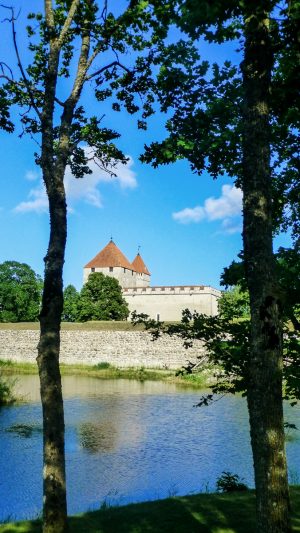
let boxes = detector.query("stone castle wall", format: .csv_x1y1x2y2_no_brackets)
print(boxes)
0,329,206,369
124,286,221,321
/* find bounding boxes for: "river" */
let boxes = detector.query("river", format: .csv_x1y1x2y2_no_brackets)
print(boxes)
0,375,299,521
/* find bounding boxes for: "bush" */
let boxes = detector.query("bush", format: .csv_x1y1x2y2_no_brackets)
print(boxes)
216,471,248,493
0,375,15,406
94,362,111,369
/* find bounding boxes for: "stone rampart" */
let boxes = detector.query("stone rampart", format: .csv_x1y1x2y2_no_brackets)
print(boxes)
124,285,221,321
0,329,205,369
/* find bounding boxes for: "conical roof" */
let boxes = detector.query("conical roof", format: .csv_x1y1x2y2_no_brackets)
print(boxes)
85,240,133,270
131,253,150,275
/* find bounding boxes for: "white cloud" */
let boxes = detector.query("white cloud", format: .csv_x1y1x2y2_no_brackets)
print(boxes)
172,185,243,233
221,218,243,235
14,151,137,214
14,183,48,214
204,185,242,220
173,206,205,223
25,170,40,181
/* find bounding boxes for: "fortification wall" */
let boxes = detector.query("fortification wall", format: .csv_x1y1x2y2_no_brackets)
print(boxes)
123,286,221,321
0,329,205,369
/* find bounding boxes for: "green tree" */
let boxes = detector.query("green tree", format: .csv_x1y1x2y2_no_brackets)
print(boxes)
0,2,169,530
78,272,129,321
276,246,300,332
0,261,42,322
62,284,80,322
141,1,299,530
218,285,250,321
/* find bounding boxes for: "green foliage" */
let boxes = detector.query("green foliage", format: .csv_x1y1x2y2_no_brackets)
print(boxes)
0,261,42,322
0,1,185,180
216,472,248,493
0,87,14,132
276,246,300,331
141,1,299,242
132,303,300,404
221,248,300,332
0,361,15,406
218,286,250,321
0,376,14,406
78,273,129,321
62,284,80,322
93,362,111,369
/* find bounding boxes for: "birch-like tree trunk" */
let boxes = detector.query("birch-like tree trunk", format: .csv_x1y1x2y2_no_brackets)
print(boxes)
242,2,291,531
37,2,88,531
37,183,68,532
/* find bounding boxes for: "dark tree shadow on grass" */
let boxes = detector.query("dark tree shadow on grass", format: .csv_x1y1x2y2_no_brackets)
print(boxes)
2,488,300,532
69,492,257,533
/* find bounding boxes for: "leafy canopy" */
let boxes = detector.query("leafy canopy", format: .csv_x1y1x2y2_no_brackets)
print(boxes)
0,261,42,322
0,0,183,179
141,0,299,243
62,284,80,322
78,272,129,321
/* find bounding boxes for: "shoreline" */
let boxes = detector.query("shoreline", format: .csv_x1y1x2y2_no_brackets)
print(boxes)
0,359,214,389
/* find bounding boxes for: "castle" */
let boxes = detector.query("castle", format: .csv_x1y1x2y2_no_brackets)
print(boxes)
84,240,221,321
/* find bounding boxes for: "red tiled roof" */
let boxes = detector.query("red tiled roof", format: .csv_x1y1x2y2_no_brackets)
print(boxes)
131,253,151,275
84,241,133,270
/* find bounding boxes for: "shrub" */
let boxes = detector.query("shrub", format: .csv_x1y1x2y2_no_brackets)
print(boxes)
94,362,111,369
216,471,248,493
0,375,15,406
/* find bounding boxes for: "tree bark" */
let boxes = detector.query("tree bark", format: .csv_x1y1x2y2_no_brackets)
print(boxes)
37,183,68,533
36,18,69,530
36,4,90,528
242,2,291,531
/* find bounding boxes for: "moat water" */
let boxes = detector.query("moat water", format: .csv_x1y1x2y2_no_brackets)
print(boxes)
0,375,300,521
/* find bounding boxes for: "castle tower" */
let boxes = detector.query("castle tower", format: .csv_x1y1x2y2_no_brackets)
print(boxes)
131,253,151,288
83,240,138,288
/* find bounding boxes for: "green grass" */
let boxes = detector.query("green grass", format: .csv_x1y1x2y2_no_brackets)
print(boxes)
0,320,183,331
1,487,300,532
0,359,212,387
0,321,145,331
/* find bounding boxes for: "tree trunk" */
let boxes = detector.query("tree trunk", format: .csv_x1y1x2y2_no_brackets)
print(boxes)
37,183,68,533
242,3,291,532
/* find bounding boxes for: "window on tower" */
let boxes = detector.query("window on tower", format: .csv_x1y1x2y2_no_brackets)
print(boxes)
109,267,113,272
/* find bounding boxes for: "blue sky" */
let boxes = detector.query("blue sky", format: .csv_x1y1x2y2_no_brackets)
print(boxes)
0,1,290,290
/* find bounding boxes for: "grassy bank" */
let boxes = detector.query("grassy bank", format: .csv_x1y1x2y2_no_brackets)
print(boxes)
0,359,213,388
1,487,300,532
0,321,145,331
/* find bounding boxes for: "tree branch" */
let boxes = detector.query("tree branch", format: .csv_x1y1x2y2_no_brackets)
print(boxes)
66,18,91,107
56,12,91,170
44,0,54,30
85,60,131,82
0,74,65,108
0,61,13,78
100,0,108,22
2,6,42,120
57,0,81,47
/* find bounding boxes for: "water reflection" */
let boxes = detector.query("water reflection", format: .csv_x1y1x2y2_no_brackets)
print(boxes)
5,423,42,438
78,422,117,453
0,375,299,522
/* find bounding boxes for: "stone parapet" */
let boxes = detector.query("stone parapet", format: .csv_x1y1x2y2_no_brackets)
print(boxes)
123,285,221,296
